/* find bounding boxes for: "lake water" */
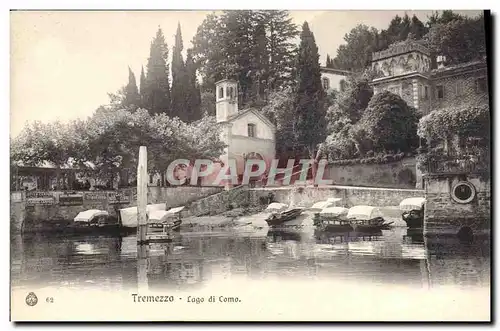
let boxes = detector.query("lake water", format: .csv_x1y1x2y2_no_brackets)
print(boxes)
10,225,491,321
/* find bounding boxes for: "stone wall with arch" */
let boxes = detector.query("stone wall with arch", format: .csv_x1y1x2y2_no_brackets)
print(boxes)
372,51,431,78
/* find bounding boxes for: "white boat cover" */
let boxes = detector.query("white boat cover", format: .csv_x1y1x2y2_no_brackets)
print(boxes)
347,205,384,220
310,201,334,211
149,206,185,223
148,210,171,223
165,206,185,214
399,197,426,211
318,207,349,217
266,202,288,211
119,203,166,228
74,209,109,223
326,197,342,203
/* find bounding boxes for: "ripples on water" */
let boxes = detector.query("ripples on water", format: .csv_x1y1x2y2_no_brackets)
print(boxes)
11,226,490,293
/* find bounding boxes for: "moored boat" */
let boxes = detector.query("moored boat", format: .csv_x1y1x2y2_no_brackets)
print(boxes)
68,209,120,234
346,205,391,231
119,203,167,228
309,198,343,212
265,208,304,227
148,206,185,233
313,207,351,232
399,197,425,229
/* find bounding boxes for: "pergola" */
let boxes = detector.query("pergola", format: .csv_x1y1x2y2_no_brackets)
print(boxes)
11,165,79,191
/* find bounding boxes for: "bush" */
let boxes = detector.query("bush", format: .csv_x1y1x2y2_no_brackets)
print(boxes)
357,91,419,153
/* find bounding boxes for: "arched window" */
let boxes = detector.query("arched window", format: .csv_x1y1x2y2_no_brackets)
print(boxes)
229,86,235,99
247,123,256,137
339,79,346,92
322,77,330,90
218,86,224,99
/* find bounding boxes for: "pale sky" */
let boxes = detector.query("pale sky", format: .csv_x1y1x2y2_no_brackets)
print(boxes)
10,10,482,137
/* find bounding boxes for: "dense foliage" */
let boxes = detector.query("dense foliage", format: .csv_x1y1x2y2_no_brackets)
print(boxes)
293,22,327,159
191,10,299,107
10,110,226,188
418,95,490,146
424,13,486,66
331,11,485,72
323,74,373,159
357,91,419,153
332,14,428,72
142,28,172,115
324,88,418,160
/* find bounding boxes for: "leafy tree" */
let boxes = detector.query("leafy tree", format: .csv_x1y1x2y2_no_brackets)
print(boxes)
107,87,127,110
123,67,141,110
323,74,373,159
249,17,269,105
73,108,226,187
261,87,299,155
293,21,327,161
327,74,373,126
427,10,465,27
191,10,298,104
143,27,172,115
262,10,299,92
355,91,419,154
191,13,227,89
333,24,379,72
171,23,188,121
10,120,84,189
425,13,486,65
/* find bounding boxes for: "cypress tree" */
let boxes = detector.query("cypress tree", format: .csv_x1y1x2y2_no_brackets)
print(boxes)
185,49,202,122
123,67,141,110
144,27,171,115
399,13,411,41
139,66,146,107
409,15,427,40
293,21,327,160
171,22,188,121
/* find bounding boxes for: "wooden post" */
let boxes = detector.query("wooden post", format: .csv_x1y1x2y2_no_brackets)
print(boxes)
137,146,148,244
137,244,149,292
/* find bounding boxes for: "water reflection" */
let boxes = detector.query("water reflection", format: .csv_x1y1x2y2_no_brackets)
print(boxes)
11,226,490,293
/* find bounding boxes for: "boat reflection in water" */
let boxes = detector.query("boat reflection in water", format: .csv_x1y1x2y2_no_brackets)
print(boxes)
11,220,490,294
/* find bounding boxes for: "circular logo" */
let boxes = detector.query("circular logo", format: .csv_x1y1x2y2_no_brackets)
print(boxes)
25,292,38,306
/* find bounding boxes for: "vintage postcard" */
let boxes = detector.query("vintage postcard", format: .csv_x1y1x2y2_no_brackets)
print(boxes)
10,9,491,322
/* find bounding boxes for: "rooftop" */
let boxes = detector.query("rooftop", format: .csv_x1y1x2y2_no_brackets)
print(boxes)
320,67,351,75
430,59,488,77
372,39,431,62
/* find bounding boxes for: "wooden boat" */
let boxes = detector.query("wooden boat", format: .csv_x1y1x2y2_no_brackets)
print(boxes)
346,205,390,231
265,208,303,227
313,207,352,232
148,206,185,233
68,209,120,234
119,203,167,228
399,197,425,229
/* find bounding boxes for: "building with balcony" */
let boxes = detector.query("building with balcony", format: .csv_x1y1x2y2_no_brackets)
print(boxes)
369,39,491,237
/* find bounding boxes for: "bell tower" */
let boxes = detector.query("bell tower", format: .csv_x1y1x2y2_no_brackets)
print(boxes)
215,79,238,123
